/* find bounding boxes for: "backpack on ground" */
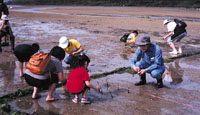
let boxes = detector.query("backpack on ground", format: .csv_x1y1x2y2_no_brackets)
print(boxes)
174,19,187,29
26,51,51,74
120,33,130,42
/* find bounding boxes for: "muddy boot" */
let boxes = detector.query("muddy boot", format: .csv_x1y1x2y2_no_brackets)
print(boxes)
156,78,163,88
135,73,146,86
10,36,15,52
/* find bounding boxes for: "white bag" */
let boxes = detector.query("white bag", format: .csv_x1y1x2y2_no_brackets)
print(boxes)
163,74,173,82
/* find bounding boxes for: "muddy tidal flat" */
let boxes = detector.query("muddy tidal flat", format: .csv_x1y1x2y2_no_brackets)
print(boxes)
0,5,200,114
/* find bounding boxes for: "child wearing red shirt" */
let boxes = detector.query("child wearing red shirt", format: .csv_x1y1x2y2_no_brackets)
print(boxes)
66,55,100,104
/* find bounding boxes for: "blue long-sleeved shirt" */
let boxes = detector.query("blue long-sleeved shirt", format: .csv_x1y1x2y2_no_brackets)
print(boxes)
130,43,164,73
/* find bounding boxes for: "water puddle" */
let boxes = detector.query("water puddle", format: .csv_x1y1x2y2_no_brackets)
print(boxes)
12,20,88,40
163,55,200,90
0,60,29,96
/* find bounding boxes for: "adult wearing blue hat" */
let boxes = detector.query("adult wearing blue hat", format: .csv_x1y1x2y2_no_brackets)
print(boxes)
130,35,165,88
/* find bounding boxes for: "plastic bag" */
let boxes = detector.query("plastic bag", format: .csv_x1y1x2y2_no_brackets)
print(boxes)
163,74,173,82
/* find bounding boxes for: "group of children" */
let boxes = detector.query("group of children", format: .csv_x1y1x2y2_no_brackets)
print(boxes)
12,18,187,104
14,37,100,104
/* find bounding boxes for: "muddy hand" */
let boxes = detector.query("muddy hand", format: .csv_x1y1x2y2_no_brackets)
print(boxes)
133,66,140,73
96,85,101,91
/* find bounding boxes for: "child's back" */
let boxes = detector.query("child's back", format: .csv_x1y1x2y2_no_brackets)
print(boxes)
67,67,90,94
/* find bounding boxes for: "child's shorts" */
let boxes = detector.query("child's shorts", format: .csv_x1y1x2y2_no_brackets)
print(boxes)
72,84,90,95
167,32,187,44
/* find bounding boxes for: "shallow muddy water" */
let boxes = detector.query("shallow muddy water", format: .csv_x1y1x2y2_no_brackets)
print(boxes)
4,53,200,114
10,62,200,114
12,20,89,40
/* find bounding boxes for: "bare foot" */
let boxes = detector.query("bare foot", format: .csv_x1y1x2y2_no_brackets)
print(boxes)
46,97,58,102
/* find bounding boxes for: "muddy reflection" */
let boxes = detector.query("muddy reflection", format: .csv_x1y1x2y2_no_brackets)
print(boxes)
165,59,184,85
11,97,60,114
120,46,136,60
0,60,15,86
0,60,28,96
12,20,88,40
32,100,60,115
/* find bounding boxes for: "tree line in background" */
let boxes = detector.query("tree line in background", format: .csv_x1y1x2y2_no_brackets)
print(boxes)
8,0,200,8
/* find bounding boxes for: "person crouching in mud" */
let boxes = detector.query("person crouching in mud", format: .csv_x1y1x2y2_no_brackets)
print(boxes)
66,55,100,104
58,36,90,70
24,46,66,102
125,30,138,46
130,35,165,88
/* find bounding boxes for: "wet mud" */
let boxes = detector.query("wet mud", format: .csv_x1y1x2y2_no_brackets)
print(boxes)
0,5,200,114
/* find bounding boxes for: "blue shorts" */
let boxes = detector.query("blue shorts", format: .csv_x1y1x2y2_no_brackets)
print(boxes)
167,32,187,44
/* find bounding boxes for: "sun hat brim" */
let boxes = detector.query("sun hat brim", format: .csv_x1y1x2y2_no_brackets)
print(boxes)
135,35,151,46
59,43,68,49
135,42,150,46
58,37,69,49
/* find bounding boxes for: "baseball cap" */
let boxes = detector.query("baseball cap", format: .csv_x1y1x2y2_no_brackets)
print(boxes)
58,36,69,49
135,35,151,46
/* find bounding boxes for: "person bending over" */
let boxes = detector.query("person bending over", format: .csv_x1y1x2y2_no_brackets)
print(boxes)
24,46,66,102
14,43,39,77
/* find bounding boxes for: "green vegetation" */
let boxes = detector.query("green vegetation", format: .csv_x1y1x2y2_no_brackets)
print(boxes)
8,0,200,8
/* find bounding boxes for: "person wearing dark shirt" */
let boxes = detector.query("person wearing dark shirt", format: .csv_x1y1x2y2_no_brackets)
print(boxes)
0,15,15,52
0,0,9,17
14,43,40,77
24,46,66,101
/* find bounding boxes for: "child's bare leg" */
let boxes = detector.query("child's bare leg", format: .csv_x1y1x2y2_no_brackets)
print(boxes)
19,62,24,77
169,43,177,52
32,87,38,99
72,94,79,103
177,42,182,53
74,94,79,98
46,83,57,101
82,89,89,98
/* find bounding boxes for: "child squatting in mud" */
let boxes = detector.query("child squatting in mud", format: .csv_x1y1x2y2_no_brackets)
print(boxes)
66,55,100,104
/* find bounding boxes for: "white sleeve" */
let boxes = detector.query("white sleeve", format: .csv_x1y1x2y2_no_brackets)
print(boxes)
127,33,133,39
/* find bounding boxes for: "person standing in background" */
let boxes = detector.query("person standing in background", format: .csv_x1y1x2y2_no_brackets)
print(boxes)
163,19,187,55
0,0,9,17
